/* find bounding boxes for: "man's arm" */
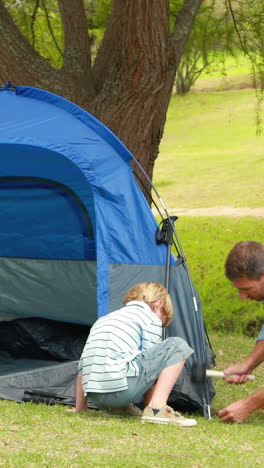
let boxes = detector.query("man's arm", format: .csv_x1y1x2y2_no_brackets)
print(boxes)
218,388,264,423
224,340,264,384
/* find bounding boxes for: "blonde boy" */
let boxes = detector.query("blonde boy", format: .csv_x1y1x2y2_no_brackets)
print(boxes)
74,282,196,426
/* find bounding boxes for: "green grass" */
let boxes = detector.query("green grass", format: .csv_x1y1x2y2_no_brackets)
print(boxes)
151,83,264,333
175,216,264,334
153,89,263,209
0,334,263,468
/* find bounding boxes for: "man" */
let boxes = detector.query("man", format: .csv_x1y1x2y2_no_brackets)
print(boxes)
218,241,264,423
70,281,197,426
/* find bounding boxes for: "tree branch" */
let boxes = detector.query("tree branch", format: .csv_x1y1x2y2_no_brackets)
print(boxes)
42,0,63,57
58,0,94,96
171,0,203,68
31,0,40,48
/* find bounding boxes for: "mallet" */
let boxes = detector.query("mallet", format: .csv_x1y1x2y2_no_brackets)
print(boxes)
192,362,256,383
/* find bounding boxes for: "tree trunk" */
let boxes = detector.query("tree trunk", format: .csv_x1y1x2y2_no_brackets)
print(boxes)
0,0,202,195
91,0,174,185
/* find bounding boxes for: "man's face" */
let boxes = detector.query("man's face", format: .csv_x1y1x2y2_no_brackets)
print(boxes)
232,273,264,301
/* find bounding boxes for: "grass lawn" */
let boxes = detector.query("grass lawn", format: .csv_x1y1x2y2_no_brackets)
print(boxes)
153,89,263,210
152,84,264,332
0,334,263,468
176,216,264,334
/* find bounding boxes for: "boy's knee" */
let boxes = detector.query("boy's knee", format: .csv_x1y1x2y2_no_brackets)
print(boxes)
165,336,187,346
165,336,193,354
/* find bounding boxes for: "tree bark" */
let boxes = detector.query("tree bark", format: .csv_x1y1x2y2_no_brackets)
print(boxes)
0,1,60,92
58,0,95,99
0,0,202,193
91,0,173,184
91,0,202,187
0,0,94,104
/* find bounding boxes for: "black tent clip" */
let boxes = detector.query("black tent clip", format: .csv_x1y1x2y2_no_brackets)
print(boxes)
155,216,178,246
0,81,16,92
155,216,178,293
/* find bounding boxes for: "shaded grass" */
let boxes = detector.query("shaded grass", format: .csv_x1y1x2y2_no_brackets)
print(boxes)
153,90,263,209
0,334,263,468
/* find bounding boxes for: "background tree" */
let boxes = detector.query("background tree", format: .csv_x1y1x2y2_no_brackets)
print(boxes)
172,1,230,95
172,0,264,96
0,0,202,193
225,0,264,132
0,0,263,189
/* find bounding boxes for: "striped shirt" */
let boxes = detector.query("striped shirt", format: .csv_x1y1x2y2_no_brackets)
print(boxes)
78,301,162,393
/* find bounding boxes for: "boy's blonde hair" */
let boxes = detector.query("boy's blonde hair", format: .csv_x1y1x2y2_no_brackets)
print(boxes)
123,282,174,327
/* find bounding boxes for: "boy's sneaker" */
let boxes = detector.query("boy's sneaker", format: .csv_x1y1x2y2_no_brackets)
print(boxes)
103,404,142,418
141,405,197,427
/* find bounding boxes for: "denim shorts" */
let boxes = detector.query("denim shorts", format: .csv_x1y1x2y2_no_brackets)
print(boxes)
87,336,193,409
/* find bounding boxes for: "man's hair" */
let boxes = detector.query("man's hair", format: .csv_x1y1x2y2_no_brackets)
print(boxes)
225,241,264,281
123,282,174,327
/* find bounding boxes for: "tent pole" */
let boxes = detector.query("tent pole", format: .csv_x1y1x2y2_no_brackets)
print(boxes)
155,216,178,340
131,151,214,418
156,216,212,418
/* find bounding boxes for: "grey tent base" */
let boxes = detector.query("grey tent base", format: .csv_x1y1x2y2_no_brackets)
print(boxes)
0,260,215,413
0,359,79,405
0,357,215,413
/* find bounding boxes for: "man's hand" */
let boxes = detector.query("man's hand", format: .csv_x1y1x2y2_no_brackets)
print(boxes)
218,398,253,423
218,388,264,423
224,341,264,384
224,363,251,384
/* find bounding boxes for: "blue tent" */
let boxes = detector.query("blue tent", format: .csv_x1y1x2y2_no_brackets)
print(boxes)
0,83,214,413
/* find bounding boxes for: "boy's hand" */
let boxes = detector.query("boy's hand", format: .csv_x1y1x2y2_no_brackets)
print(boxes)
65,407,87,413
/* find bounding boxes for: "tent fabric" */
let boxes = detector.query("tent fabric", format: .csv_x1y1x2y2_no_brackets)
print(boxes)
0,257,97,325
0,317,89,362
0,83,214,412
0,84,173,317
0,360,79,405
